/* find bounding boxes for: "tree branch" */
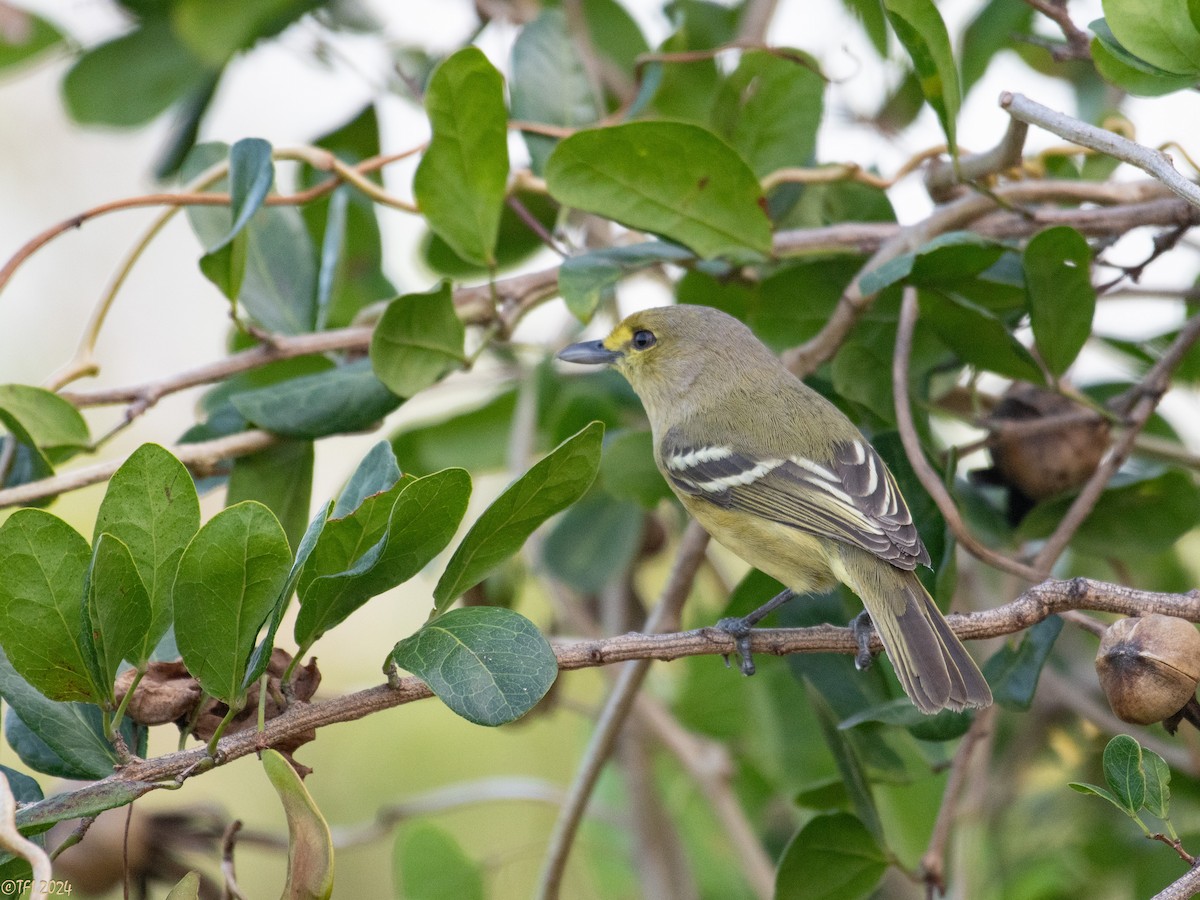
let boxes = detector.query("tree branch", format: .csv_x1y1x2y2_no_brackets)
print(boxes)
25,577,1200,838
1001,92,1200,210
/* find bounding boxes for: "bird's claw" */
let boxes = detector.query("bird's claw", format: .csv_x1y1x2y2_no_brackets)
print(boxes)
850,610,875,671
715,616,757,676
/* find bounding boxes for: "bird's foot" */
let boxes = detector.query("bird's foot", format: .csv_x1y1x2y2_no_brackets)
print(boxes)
715,616,757,675
850,610,876,671
713,588,797,676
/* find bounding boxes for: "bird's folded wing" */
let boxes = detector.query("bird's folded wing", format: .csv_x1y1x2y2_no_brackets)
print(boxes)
661,429,930,570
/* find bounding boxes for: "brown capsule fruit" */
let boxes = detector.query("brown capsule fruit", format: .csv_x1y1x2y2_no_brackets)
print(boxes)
1095,614,1200,725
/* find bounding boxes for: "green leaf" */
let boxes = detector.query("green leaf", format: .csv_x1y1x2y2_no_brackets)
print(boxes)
413,47,509,267
842,0,889,57
0,649,120,779
919,290,1045,382
1069,781,1131,814
1141,748,1172,820
1021,470,1200,554
711,49,825,179
369,283,466,397
199,137,275,302
12,777,154,835
94,443,200,660
174,501,292,707
0,510,97,703
1024,227,1096,378
164,872,202,900
172,0,321,67
333,440,403,518
1103,734,1146,814
183,143,318,335
63,17,211,126
230,358,402,438
858,232,1005,295
389,607,557,726
540,493,643,594
807,684,884,842
510,9,600,173
774,812,888,900
0,11,62,71
85,534,151,697
295,468,472,648
1102,0,1200,74
559,242,695,323
390,391,517,475
262,748,334,900
883,0,961,154
394,823,485,900
433,421,604,611
597,429,673,508
0,384,90,481
422,189,559,278
1090,22,1200,95
227,439,314,553
982,615,1062,710
545,121,772,261
962,0,1034,93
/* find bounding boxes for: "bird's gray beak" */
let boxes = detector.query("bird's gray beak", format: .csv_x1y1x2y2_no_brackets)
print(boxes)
556,340,622,365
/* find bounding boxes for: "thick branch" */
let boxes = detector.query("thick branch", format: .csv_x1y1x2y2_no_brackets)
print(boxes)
32,577,1200,834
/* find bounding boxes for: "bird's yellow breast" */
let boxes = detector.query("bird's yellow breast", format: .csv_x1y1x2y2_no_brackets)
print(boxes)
677,492,841,594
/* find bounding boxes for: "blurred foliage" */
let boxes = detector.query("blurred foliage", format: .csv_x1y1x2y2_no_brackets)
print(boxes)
1,0,1200,897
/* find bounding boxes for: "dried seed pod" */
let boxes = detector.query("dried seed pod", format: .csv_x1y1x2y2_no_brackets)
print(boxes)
974,384,1110,522
1095,614,1200,725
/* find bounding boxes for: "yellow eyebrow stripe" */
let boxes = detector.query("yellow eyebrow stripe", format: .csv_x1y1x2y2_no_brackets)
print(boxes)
603,324,633,351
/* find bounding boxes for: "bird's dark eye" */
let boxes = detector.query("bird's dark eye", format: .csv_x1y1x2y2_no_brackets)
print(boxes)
631,329,657,350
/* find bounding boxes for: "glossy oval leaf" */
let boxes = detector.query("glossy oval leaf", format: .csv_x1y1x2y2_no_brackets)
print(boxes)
295,468,472,647
774,812,888,900
0,510,97,703
94,443,200,659
334,440,404,518
389,607,557,726
0,384,89,454
510,8,600,173
85,534,151,697
981,615,1062,710
199,137,275,301
859,232,1006,294
230,358,402,438
262,748,334,900
919,291,1044,382
369,282,466,398
0,648,132,780
394,823,485,900
433,421,603,611
1141,747,1172,819
1090,21,1200,95
545,121,772,261
413,47,509,267
226,439,314,553
174,501,292,707
1024,226,1096,378
1102,0,1200,74
883,0,961,155
559,242,694,323
711,49,825,179
1103,734,1146,814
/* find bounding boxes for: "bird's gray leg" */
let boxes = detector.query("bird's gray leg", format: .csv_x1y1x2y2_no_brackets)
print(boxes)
849,609,875,671
715,589,796,676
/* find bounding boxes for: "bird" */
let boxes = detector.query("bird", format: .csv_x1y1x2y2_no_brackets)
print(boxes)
557,304,992,714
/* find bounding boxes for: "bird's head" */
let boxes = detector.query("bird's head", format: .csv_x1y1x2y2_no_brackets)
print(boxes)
557,305,779,419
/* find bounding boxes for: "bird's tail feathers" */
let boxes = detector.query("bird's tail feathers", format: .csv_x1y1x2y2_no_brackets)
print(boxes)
858,567,992,715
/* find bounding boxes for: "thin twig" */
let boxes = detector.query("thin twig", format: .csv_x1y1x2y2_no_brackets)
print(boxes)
220,820,247,900
1021,0,1092,60
1001,92,1200,210
925,116,1029,199
1031,311,1200,572
0,429,278,509
920,706,996,894
893,288,1042,581
536,521,710,900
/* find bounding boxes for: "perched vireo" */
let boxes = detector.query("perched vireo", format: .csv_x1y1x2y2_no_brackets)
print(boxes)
558,305,991,714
